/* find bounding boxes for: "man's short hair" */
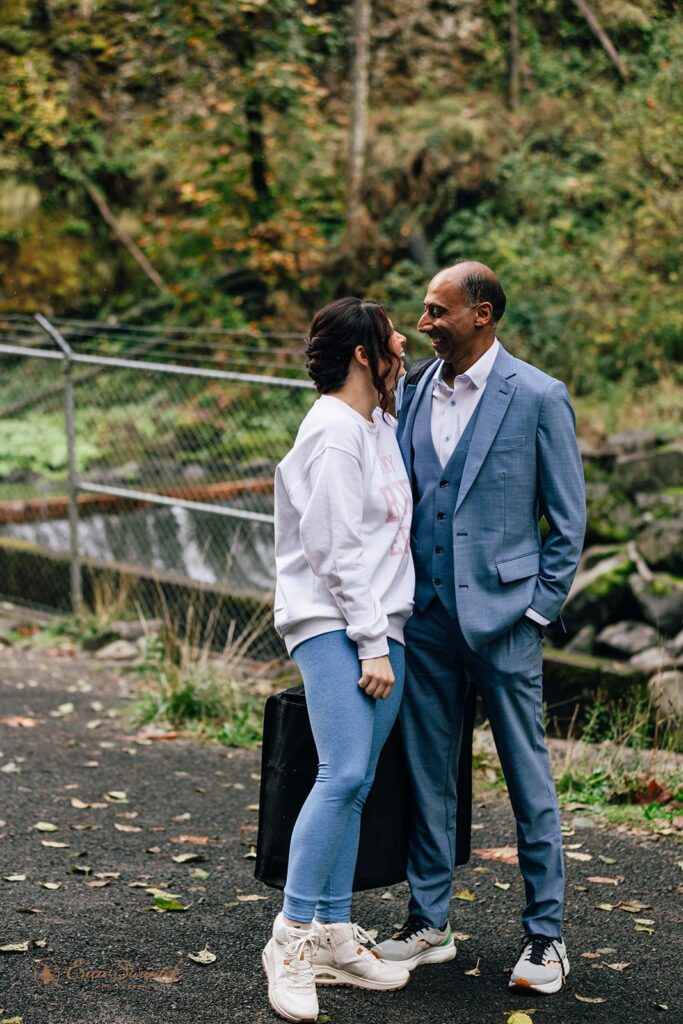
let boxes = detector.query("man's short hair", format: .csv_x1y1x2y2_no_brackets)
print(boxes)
454,260,506,323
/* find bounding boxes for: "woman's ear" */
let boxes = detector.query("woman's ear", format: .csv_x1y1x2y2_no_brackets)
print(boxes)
353,344,370,368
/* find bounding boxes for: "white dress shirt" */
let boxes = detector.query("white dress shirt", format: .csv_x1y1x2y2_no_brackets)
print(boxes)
429,338,549,627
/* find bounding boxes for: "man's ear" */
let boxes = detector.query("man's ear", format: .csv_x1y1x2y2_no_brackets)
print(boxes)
474,301,493,327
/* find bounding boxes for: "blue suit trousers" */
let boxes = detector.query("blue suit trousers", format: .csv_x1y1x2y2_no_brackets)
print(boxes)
401,598,564,938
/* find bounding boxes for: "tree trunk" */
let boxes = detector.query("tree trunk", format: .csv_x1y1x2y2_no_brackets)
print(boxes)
572,0,628,80
346,0,371,248
509,0,520,111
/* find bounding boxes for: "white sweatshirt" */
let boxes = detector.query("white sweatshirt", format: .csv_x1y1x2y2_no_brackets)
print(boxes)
274,395,415,659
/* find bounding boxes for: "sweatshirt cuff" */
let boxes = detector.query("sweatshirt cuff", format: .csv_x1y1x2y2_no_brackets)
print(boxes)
355,634,390,660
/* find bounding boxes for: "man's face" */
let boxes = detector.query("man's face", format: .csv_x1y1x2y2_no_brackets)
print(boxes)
417,274,478,364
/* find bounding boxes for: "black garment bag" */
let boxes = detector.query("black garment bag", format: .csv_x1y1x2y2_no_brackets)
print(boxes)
254,681,475,892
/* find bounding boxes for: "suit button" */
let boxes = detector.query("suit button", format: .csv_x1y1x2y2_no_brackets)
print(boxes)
433,578,442,586
436,512,446,520
435,546,443,554
439,480,449,488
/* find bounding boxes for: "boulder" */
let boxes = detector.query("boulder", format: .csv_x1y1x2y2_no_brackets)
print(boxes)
630,573,683,636
584,482,639,544
612,442,683,494
595,620,659,658
606,429,658,455
564,624,597,655
648,669,683,727
629,646,677,675
563,552,637,634
94,639,140,661
542,648,646,731
671,628,683,657
636,517,683,575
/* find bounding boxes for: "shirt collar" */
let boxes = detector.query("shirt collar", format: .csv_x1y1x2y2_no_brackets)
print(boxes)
434,338,500,391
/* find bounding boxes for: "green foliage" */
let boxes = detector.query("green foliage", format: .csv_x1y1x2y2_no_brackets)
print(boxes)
0,1,681,396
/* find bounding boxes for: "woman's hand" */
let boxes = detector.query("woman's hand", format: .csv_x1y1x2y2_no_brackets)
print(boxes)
358,656,395,700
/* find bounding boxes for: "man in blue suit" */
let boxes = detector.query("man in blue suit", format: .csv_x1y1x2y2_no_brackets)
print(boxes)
376,261,586,994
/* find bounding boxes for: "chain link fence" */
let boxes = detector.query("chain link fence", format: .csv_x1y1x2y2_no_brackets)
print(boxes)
0,314,316,659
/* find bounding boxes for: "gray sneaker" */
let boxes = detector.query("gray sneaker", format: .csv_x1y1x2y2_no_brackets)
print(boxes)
509,935,569,994
374,918,456,971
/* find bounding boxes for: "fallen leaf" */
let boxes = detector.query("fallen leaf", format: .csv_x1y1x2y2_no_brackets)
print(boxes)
170,834,210,845
173,813,191,822
34,822,58,833
38,882,61,890
70,798,90,809
5,874,27,882
575,994,606,1003
105,791,128,802
634,918,655,925
188,944,217,964
235,894,269,902
587,876,622,885
0,940,32,953
604,962,630,971
70,864,92,875
49,702,75,717
494,881,510,891
84,879,112,888
473,846,518,864
599,855,616,864
148,896,191,912
464,957,481,976
171,852,202,863
145,888,182,899
114,823,142,833
243,847,257,860
190,867,210,880
507,1014,534,1024
0,716,37,728
635,924,655,934
453,889,477,901
594,903,614,912
0,1016,24,1023
566,852,592,862
246,804,259,812
452,931,471,941
618,900,651,913
580,952,601,959
41,840,69,848
380,891,396,900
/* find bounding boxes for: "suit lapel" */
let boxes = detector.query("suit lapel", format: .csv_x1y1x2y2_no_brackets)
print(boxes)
454,346,518,514
398,359,442,484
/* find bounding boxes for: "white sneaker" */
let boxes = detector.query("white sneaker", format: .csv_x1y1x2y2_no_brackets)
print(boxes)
509,935,570,994
311,920,411,990
374,917,456,971
262,913,320,1022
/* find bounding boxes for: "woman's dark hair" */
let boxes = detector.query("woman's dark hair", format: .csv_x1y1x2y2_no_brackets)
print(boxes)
305,297,399,416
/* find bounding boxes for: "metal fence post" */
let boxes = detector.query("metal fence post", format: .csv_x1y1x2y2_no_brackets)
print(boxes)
34,313,83,613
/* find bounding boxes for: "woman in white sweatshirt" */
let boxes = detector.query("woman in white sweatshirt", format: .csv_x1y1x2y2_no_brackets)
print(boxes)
263,297,415,1022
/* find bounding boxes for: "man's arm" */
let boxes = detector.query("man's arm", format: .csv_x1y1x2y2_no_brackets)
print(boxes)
529,380,586,622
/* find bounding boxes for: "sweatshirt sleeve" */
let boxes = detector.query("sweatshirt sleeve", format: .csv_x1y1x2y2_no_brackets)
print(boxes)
298,445,390,659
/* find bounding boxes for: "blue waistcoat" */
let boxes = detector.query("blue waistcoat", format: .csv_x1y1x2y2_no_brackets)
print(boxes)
411,383,484,617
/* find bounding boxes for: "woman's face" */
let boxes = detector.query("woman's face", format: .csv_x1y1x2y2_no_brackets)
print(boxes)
386,322,407,390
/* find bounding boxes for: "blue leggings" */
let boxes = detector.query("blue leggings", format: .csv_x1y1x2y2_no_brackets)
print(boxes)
283,630,405,923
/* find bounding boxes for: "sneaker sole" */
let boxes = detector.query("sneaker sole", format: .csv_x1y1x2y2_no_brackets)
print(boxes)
382,942,457,972
261,942,319,1023
312,965,410,990
508,961,570,995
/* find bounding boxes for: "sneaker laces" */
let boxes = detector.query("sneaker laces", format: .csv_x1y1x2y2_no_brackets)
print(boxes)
391,917,432,943
284,929,319,989
522,935,565,973
349,922,380,959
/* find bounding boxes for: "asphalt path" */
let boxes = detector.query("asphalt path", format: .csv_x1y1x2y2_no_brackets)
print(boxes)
0,641,681,1024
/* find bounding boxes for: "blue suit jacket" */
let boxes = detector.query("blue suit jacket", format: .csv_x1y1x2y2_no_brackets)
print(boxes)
397,343,586,650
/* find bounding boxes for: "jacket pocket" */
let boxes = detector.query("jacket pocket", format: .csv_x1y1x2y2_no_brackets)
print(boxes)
490,434,526,451
496,550,540,583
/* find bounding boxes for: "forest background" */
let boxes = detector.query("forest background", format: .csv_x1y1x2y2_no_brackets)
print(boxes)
0,0,681,431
